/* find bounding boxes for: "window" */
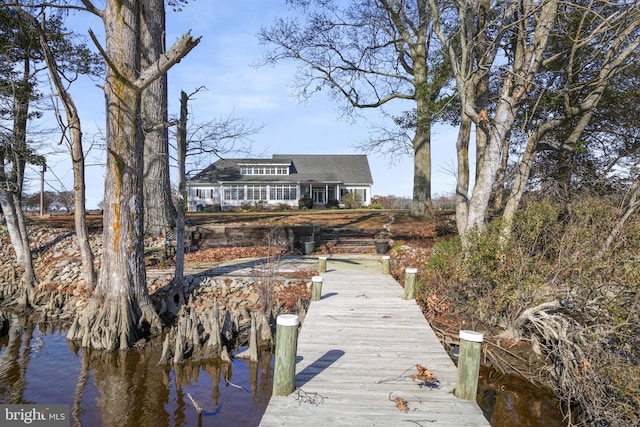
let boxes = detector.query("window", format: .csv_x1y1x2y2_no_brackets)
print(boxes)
269,184,297,200
194,188,212,198
246,185,267,200
223,185,245,200
239,165,290,175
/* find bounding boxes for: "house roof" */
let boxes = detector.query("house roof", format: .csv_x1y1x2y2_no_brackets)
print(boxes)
188,154,373,185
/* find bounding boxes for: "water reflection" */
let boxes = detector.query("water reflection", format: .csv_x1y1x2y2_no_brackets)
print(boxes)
0,320,273,426
477,366,565,427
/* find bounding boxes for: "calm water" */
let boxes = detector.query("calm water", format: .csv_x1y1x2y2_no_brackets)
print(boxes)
0,317,565,426
0,318,273,426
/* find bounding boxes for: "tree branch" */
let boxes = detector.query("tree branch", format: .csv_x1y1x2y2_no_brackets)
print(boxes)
133,31,201,93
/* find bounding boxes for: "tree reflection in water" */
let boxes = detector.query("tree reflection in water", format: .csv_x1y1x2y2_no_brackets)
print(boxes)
0,322,274,426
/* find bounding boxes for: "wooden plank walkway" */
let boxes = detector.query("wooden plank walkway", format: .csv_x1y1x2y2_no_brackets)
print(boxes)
259,255,490,426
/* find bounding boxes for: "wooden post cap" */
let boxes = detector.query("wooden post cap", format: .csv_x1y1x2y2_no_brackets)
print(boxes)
312,276,323,282
381,255,390,260
405,267,418,274
318,256,327,260
277,314,300,327
459,330,484,343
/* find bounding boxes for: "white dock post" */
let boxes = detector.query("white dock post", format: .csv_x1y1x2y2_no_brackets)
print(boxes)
311,276,323,301
455,330,484,400
403,267,417,300
273,314,300,396
381,255,391,274
318,256,327,273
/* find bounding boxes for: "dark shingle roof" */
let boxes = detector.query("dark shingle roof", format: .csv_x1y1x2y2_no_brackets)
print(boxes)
188,155,373,185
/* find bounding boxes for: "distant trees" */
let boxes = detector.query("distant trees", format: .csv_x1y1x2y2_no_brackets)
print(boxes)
21,190,74,213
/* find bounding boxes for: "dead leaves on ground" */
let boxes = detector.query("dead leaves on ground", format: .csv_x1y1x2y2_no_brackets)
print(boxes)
411,364,438,383
387,365,440,413
389,393,410,413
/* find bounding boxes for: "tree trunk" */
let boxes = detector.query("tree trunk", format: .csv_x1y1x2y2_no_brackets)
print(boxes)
597,177,640,259
0,191,27,265
492,133,510,214
410,128,431,217
141,0,175,238
67,0,161,351
455,115,471,235
464,104,514,235
1,55,38,303
410,94,432,217
500,130,540,240
168,90,189,315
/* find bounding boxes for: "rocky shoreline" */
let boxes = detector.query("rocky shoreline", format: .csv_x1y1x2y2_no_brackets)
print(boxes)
0,225,316,361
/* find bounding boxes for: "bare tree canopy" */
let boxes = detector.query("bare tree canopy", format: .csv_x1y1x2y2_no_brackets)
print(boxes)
259,0,452,216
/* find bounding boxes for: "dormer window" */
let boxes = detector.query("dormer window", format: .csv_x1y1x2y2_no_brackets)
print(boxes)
240,165,290,175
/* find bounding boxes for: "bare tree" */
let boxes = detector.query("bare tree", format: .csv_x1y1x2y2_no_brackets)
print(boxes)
259,0,451,217
67,0,199,351
16,6,100,289
430,0,640,241
168,88,258,315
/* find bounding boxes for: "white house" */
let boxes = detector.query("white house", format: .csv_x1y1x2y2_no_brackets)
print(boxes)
186,154,374,211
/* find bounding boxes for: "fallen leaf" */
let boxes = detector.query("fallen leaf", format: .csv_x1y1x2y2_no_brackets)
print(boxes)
394,397,409,413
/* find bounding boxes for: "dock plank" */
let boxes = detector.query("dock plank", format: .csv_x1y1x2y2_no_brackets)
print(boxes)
259,256,490,426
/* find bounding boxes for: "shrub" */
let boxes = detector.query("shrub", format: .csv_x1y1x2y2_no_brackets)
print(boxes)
420,196,640,426
342,192,362,209
298,197,313,209
326,199,340,209
253,200,268,211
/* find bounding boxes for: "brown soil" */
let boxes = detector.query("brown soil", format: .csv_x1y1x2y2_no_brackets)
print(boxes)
28,210,452,240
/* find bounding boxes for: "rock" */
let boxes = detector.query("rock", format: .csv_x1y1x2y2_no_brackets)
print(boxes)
247,292,260,305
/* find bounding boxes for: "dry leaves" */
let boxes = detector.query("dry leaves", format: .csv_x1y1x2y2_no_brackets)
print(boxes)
411,364,438,383
390,394,409,413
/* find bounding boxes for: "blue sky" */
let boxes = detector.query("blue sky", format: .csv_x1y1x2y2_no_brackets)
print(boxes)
33,1,460,209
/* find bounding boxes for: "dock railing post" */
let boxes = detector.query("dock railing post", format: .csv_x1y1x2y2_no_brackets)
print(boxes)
311,276,323,301
381,255,391,274
455,330,484,400
318,256,327,273
403,268,417,300
273,314,300,396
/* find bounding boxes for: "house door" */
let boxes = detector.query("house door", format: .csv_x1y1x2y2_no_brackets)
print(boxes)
312,187,325,204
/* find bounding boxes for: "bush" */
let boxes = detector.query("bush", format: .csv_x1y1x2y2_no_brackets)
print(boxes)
326,199,340,209
298,197,313,209
341,192,362,209
420,196,640,426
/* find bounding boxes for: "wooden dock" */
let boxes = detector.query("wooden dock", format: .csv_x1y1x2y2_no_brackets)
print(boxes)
259,255,490,426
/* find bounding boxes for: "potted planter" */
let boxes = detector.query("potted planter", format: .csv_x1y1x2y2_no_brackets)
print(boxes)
302,239,315,255
374,239,389,254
